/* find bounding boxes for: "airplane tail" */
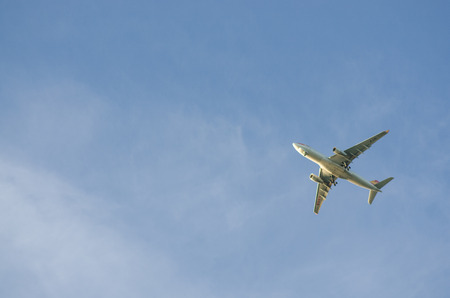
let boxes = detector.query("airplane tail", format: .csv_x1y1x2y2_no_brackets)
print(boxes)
368,177,394,205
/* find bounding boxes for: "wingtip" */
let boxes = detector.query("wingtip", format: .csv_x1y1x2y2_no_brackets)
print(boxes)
385,129,390,133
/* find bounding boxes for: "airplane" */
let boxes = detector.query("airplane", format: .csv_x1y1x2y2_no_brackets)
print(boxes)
293,130,393,214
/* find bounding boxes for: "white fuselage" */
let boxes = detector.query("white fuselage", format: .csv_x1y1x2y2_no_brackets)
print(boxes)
293,143,380,192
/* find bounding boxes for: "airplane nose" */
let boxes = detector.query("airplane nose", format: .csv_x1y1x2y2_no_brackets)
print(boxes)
293,143,307,156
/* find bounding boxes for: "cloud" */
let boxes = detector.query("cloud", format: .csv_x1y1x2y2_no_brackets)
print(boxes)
0,79,109,170
0,75,449,297
0,158,217,298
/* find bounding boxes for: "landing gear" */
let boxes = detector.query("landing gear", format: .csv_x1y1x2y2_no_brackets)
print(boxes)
342,161,351,171
331,176,338,186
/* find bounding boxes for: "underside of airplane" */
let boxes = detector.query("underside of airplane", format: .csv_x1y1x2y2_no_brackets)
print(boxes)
293,130,394,214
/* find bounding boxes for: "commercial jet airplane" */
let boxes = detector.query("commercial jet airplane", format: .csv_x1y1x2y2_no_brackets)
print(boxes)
293,130,393,214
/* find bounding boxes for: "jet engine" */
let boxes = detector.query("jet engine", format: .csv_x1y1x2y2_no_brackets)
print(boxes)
332,147,349,158
309,173,324,184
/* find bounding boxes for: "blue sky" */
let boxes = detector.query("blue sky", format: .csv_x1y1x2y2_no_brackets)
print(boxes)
0,1,449,297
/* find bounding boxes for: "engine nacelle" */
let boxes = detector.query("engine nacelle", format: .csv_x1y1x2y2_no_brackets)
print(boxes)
309,173,324,184
332,147,349,158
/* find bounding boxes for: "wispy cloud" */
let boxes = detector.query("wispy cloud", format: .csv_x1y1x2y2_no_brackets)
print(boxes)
1,0,449,295
0,157,220,298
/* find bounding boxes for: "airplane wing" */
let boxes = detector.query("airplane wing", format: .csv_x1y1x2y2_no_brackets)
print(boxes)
314,168,334,214
329,130,389,166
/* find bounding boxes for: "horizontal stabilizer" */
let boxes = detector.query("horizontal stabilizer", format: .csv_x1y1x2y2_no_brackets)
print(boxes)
368,190,377,205
368,177,394,204
374,177,394,189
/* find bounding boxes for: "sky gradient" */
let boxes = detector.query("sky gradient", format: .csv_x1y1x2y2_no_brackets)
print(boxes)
1,1,449,297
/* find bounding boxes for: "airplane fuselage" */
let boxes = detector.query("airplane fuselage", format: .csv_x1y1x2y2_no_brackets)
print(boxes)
293,143,380,192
